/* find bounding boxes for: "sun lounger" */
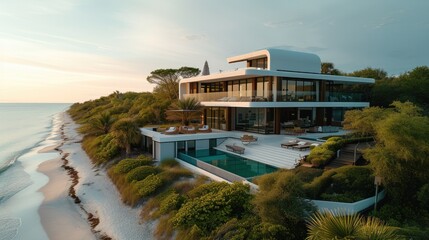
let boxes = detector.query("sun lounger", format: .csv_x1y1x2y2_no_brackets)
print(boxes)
281,139,299,148
164,126,179,135
291,141,312,151
240,135,258,145
179,126,196,134
197,125,212,133
225,144,245,154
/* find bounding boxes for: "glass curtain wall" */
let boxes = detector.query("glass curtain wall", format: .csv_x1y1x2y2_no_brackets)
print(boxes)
206,107,227,130
278,77,316,101
235,108,274,134
325,82,365,102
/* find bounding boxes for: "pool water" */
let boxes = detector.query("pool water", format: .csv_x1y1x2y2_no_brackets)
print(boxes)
178,149,277,180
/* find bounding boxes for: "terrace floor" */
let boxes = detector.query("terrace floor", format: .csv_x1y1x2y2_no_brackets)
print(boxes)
141,127,349,170
213,129,348,169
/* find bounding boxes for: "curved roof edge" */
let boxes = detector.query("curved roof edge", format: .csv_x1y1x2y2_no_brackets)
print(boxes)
227,48,321,74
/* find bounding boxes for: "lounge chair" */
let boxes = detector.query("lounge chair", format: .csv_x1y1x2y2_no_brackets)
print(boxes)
197,125,212,133
164,126,179,135
291,141,312,151
240,134,258,145
179,126,196,134
225,144,245,154
281,139,299,148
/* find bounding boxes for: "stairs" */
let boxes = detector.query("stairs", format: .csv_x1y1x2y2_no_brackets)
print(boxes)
326,142,372,169
215,138,307,169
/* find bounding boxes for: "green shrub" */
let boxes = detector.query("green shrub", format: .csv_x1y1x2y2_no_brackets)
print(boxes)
173,182,251,234
293,167,324,183
303,170,336,199
159,192,185,214
320,192,360,203
160,158,180,168
113,158,154,174
134,174,163,197
306,147,335,167
324,137,345,151
97,133,121,162
125,166,160,182
329,166,374,198
417,184,429,210
158,168,193,184
187,181,228,199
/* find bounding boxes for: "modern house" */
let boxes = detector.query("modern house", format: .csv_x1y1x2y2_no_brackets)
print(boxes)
140,49,381,211
179,48,374,134
141,48,374,179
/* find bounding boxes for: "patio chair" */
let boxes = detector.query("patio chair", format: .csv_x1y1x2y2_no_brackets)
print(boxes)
291,141,312,151
240,134,258,145
226,144,245,154
164,126,179,135
197,125,212,133
179,126,196,134
281,139,299,148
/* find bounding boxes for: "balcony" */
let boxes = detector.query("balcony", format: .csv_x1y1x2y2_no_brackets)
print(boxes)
183,91,366,103
183,92,271,102
325,92,365,102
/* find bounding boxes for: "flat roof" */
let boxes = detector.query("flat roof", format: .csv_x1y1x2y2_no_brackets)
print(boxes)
180,68,374,84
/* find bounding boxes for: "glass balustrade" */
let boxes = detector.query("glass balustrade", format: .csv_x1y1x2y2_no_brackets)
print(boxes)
183,91,365,102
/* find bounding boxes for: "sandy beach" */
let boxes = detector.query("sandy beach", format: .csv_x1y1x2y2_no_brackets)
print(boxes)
37,112,155,240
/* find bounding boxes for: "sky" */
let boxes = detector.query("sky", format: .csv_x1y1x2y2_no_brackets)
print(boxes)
0,0,428,103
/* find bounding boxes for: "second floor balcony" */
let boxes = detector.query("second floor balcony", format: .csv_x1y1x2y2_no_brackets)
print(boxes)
182,91,366,103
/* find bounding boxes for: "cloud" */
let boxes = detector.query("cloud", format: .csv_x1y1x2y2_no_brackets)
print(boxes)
0,0,80,16
183,34,206,41
263,20,303,28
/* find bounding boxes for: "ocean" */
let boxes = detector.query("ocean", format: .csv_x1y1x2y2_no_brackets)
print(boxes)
0,103,70,240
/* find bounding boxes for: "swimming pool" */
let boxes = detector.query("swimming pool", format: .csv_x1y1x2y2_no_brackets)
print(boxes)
178,149,278,180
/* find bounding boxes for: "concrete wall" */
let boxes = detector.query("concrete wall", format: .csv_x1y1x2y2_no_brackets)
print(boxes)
310,190,386,214
156,142,176,161
195,139,209,150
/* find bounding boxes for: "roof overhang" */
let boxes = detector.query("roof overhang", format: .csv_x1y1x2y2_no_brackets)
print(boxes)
180,68,374,84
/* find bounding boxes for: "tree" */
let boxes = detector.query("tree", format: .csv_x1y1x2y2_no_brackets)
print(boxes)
321,62,342,75
166,98,202,125
364,102,429,201
253,171,315,239
111,118,141,156
344,102,429,204
306,211,403,240
343,106,391,137
349,67,387,80
88,112,115,136
146,67,200,101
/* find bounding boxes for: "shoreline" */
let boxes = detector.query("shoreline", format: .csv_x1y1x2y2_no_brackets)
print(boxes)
38,112,155,240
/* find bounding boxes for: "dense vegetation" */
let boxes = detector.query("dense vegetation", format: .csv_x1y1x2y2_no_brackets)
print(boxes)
343,101,429,238
66,64,429,239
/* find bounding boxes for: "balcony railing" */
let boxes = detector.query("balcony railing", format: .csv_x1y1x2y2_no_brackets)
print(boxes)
183,91,366,102
276,91,317,102
325,92,365,102
183,92,271,102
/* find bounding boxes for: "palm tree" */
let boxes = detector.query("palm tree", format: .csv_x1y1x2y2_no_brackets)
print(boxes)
166,98,202,126
111,118,141,156
88,112,115,135
306,210,403,240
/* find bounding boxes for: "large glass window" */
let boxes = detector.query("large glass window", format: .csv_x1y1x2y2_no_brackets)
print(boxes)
248,57,268,69
278,77,316,101
325,82,365,102
235,108,274,134
206,107,227,130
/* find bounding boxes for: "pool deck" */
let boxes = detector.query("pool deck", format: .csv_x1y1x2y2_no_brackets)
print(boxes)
141,127,348,170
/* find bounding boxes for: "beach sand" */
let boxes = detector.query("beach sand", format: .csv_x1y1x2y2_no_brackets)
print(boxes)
38,112,155,240
38,158,95,240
